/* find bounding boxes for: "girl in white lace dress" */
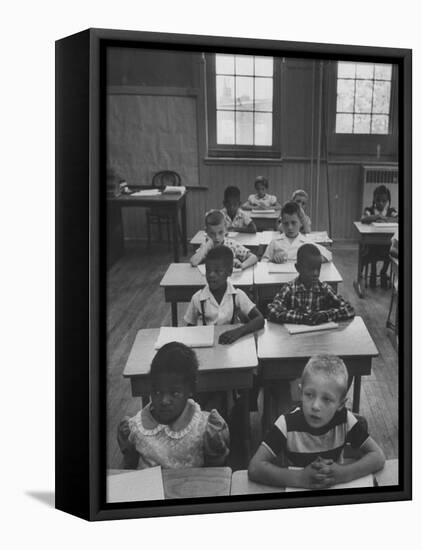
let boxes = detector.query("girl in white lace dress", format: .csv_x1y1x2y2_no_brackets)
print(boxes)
117,342,230,469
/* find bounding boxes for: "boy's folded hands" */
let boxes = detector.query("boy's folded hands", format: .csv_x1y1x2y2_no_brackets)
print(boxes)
302,311,329,325
301,456,336,489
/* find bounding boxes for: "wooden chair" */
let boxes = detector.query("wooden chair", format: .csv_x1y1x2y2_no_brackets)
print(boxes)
146,171,182,249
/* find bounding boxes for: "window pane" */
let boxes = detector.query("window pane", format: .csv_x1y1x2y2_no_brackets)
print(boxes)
337,62,356,78
236,112,253,144
371,115,389,134
336,113,353,133
356,63,374,79
255,56,273,76
337,79,355,112
217,111,235,144
255,113,272,145
216,54,234,74
355,80,373,113
216,76,235,110
354,114,371,133
255,78,273,111
374,64,392,80
236,76,254,111
373,81,391,113
235,55,254,75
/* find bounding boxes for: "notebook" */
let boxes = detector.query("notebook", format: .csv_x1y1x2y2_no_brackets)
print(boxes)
284,322,338,335
163,185,186,194
371,222,398,228
107,467,165,502
252,208,276,214
154,325,215,349
285,468,373,492
267,262,297,273
131,189,161,197
197,264,241,276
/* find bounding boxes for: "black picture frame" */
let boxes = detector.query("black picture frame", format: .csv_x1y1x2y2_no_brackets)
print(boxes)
55,28,412,521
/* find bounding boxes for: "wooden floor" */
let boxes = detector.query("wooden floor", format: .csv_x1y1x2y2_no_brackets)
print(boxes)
106,242,398,469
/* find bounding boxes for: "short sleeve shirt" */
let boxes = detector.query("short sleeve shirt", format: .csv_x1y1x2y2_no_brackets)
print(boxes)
262,234,332,262
184,280,256,325
221,208,253,229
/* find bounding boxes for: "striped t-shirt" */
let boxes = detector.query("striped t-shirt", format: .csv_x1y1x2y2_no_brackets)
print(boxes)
263,406,369,467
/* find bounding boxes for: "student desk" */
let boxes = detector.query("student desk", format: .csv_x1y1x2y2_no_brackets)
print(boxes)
353,221,397,298
160,263,254,326
257,316,378,428
108,190,188,263
190,230,262,253
249,210,281,231
123,326,258,455
259,230,333,247
375,458,399,486
108,467,232,500
253,261,343,304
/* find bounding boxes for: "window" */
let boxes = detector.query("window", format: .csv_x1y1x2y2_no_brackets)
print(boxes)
206,54,280,158
335,62,392,135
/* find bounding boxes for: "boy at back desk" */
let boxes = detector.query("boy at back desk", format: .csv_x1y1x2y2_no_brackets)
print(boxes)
267,243,354,325
262,201,331,263
248,355,385,489
190,210,258,270
185,245,264,343
221,185,257,233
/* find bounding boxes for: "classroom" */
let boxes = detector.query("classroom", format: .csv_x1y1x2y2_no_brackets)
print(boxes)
106,46,399,500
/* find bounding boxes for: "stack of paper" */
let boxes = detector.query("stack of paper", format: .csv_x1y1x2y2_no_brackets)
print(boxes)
371,222,398,228
107,467,165,502
163,185,186,194
131,189,162,197
284,322,338,335
267,262,297,274
154,325,215,349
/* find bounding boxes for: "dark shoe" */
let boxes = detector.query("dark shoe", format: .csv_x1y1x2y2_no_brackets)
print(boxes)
380,274,389,289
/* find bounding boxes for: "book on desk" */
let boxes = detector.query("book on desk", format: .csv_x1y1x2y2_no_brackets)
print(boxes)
155,325,215,349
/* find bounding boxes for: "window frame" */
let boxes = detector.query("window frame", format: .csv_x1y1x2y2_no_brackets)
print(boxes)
205,53,281,158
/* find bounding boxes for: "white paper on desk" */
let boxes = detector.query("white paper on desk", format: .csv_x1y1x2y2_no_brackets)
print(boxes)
227,231,239,238
197,264,241,276
131,189,162,197
267,262,297,273
371,222,398,228
285,468,373,491
252,208,276,214
155,325,214,349
107,467,165,502
163,185,186,194
284,322,338,335
307,231,330,242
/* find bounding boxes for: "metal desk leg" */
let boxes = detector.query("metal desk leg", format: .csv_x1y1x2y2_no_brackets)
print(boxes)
240,389,251,460
352,375,361,413
172,210,179,263
353,241,365,298
181,200,188,256
171,302,178,327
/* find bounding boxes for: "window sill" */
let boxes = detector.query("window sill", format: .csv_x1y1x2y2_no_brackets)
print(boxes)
204,156,283,166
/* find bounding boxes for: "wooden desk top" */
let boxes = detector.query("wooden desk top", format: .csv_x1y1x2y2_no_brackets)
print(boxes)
230,470,285,495
253,261,342,286
160,263,254,288
260,230,333,246
257,317,378,360
353,221,398,235
124,325,258,377
163,467,232,498
374,459,399,486
190,230,262,248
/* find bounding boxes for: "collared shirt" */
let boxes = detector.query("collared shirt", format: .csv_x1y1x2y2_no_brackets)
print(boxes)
247,193,278,208
267,278,355,324
191,236,252,265
262,233,332,262
184,280,255,325
220,207,253,230
263,406,369,467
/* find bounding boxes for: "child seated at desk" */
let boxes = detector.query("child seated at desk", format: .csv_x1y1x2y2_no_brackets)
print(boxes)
267,244,354,325
248,355,385,489
221,186,257,233
242,176,280,210
185,245,264,343
190,210,258,270
117,342,230,469
263,201,332,264
291,189,311,234
361,185,398,288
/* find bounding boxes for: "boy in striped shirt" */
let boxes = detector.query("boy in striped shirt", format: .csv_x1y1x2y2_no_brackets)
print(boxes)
248,355,385,489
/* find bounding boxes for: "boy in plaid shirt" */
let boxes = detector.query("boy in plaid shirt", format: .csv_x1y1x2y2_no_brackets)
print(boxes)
267,244,354,325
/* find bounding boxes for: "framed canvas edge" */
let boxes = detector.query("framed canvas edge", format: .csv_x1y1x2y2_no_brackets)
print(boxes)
55,28,412,522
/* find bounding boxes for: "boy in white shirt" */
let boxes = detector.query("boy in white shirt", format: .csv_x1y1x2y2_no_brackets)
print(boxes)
185,245,264,344
262,201,332,263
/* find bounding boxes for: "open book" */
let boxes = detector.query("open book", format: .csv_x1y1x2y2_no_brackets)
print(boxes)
267,262,297,274
284,322,338,335
251,208,276,214
107,466,165,502
155,325,214,349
